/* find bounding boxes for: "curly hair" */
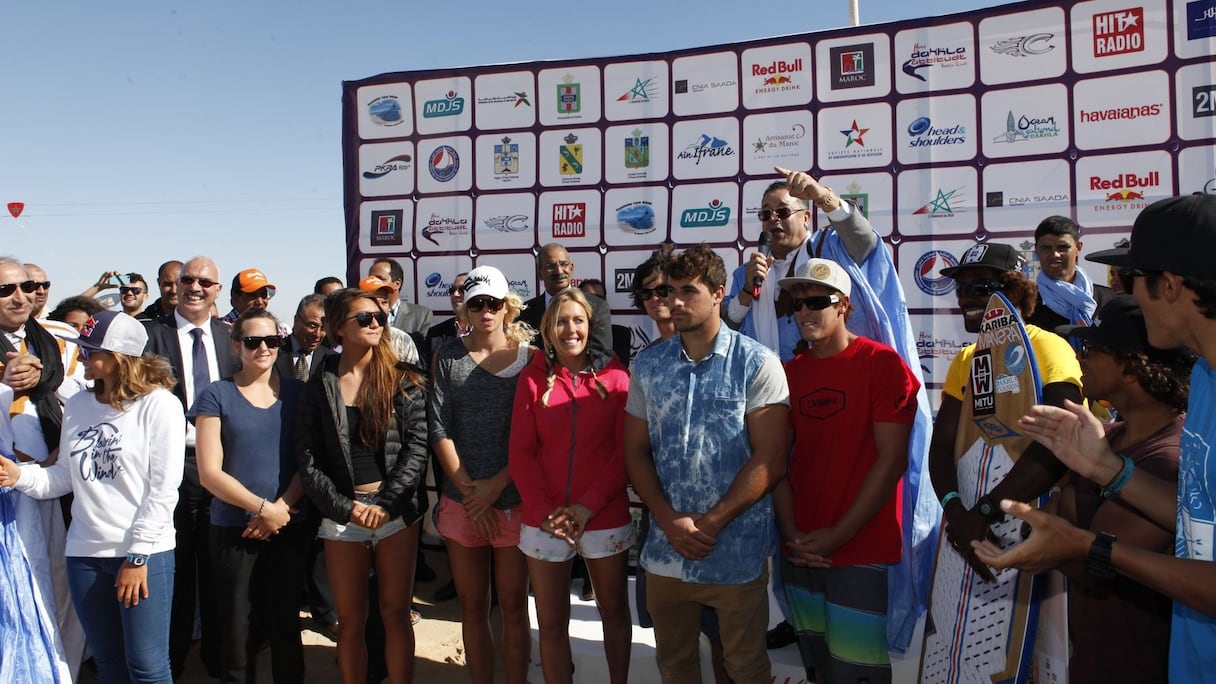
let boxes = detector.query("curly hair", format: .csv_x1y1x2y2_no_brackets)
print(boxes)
47,296,105,323
1116,348,1197,412
999,270,1038,320
666,243,727,291
631,244,675,311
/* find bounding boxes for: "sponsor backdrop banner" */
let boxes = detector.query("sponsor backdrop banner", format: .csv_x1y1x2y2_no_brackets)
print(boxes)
343,0,1216,398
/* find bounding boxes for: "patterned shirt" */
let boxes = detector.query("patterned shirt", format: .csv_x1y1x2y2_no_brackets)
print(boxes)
626,325,789,584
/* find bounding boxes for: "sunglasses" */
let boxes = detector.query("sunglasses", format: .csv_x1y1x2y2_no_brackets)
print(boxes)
466,297,505,313
119,286,144,295
542,260,573,274
637,284,674,301
1078,340,1118,359
957,280,1002,298
0,280,38,298
78,346,111,361
790,294,841,312
179,275,220,288
757,206,806,222
240,335,287,350
346,311,388,328
30,281,51,291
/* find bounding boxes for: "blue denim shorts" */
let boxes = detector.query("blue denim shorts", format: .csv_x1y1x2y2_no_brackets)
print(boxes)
318,492,407,546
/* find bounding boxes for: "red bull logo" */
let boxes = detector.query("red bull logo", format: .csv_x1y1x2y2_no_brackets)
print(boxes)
752,59,804,76
763,75,793,85
1105,189,1146,202
1090,171,1160,192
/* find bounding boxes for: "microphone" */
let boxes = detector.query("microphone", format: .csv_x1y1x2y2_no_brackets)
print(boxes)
751,230,773,299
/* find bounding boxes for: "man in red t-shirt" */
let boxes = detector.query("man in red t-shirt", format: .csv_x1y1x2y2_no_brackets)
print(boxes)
772,258,920,684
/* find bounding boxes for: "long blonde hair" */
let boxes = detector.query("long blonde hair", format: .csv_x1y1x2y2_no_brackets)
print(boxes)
101,354,177,410
537,288,607,406
459,292,535,345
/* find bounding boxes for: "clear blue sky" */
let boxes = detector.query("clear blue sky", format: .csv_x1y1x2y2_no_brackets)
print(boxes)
0,0,1005,318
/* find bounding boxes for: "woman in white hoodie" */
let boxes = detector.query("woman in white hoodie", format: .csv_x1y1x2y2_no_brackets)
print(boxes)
0,311,184,684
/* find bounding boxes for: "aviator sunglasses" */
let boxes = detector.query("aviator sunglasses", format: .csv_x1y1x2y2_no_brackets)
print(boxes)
790,294,840,312
0,280,38,298
346,311,389,328
637,284,674,301
240,335,287,350
466,297,505,313
757,206,806,222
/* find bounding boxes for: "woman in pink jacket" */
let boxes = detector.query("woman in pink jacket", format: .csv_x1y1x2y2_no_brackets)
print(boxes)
509,287,632,684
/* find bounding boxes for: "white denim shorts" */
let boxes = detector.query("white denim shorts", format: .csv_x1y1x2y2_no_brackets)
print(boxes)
518,522,636,562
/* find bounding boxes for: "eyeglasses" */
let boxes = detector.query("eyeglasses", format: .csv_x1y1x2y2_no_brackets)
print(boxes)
637,284,674,301
240,335,287,350
30,281,51,291
790,294,841,312
119,286,144,295
466,297,505,313
0,281,38,298
757,206,806,222
179,275,220,288
957,280,1002,298
1078,340,1117,359
346,311,388,328
78,346,112,361
542,260,572,274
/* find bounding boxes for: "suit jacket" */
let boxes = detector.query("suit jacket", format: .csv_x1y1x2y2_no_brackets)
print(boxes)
143,315,242,411
273,341,334,381
392,301,434,337
520,292,613,356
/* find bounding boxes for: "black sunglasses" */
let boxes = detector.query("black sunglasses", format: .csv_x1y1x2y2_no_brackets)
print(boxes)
790,294,840,312
957,280,1002,298
466,297,505,313
0,280,38,298
637,284,674,301
240,335,286,350
30,281,51,291
757,206,806,222
119,286,144,295
78,346,108,360
1078,340,1117,359
179,275,220,288
346,311,389,328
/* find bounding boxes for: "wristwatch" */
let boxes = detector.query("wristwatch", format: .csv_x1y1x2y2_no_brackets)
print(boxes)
1086,532,1117,579
976,494,1004,523
125,553,149,567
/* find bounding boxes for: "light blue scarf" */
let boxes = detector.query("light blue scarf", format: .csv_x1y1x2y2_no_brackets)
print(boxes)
1037,266,1097,326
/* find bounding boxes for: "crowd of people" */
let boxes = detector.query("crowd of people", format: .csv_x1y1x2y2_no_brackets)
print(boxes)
0,167,1213,684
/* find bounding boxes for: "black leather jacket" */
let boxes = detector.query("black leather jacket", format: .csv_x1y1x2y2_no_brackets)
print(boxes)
296,355,429,525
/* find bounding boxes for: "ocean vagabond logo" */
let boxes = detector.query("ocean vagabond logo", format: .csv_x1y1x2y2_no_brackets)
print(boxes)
552,203,586,238
616,201,656,234
367,96,404,126
427,145,460,182
677,134,735,165
483,215,530,232
913,250,958,296
679,199,731,228
362,154,413,180
420,213,469,245
989,33,1055,57
1092,8,1145,57
422,90,466,118
906,117,966,148
902,42,967,82
992,110,1061,143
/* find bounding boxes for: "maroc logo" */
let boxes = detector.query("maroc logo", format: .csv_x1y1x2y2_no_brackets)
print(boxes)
992,110,1060,143
371,210,403,247
427,146,460,182
1188,0,1216,41
367,96,404,126
552,203,586,238
557,74,581,114
1092,8,1145,58
906,117,966,147
493,137,519,175
625,129,650,169
420,213,469,245
616,202,657,234
902,42,967,82
362,154,413,180
752,58,804,94
422,90,465,118
679,199,731,228
913,188,965,217
677,134,735,165
482,215,530,232
618,77,657,103
559,133,583,176
988,33,1055,57
913,250,958,296
829,44,875,89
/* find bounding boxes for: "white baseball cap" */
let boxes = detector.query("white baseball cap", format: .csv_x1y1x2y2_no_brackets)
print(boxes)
462,266,510,300
75,311,148,357
778,258,852,296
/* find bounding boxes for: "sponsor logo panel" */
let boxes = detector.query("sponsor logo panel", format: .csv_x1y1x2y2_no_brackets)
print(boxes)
1075,151,1174,227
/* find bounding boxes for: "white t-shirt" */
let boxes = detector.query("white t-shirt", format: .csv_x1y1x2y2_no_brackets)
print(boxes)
15,387,185,557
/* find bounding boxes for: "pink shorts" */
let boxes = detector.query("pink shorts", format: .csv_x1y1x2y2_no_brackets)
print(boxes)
436,494,522,549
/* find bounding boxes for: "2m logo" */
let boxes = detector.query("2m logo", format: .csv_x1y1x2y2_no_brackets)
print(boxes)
1194,85,1216,118
614,268,636,293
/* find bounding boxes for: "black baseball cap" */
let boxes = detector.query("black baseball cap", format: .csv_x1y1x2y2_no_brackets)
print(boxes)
940,242,1026,278
1088,195,1216,278
1057,296,1150,354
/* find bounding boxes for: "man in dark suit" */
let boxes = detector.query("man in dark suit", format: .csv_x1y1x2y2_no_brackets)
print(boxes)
142,256,240,679
578,278,633,367
519,243,613,354
273,293,332,381
421,272,469,367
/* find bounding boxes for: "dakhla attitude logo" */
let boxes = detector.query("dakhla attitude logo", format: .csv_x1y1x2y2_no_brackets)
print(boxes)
992,110,1060,143
494,137,519,175
367,96,404,126
1092,8,1145,58
625,129,650,170
559,133,583,175
989,33,1055,57
752,58,804,94
557,74,581,114
618,77,657,103
422,90,465,118
362,154,413,179
421,212,469,245
829,44,875,89
913,187,965,218
680,199,731,227
677,133,734,165
902,42,967,82
552,203,586,238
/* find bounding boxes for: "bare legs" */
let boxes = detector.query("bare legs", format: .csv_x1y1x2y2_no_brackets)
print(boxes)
446,540,530,684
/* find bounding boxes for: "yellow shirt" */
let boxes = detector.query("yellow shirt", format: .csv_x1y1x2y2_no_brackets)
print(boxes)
942,324,1082,401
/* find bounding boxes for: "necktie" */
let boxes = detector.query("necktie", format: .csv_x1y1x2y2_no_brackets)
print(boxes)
190,328,211,404
294,352,309,381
